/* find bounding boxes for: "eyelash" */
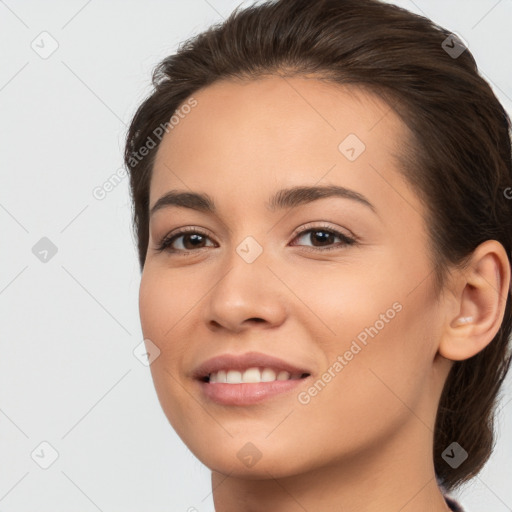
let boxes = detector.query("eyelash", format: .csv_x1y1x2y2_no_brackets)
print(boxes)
155,223,357,255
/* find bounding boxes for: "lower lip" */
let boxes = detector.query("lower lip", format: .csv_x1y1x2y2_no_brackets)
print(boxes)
197,378,310,406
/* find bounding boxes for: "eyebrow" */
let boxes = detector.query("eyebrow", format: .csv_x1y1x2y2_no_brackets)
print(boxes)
149,185,377,217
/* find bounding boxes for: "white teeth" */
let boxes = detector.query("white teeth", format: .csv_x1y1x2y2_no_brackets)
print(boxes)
226,370,242,383
242,367,261,383
261,368,277,382
208,367,303,384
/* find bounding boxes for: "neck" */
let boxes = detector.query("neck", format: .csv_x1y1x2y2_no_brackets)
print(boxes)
211,419,453,512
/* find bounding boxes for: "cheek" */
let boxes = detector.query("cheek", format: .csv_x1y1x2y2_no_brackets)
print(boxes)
138,266,199,346
138,268,193,399
291,299,437,464
139,271,169,342
310,254,438,409
138,268,199,435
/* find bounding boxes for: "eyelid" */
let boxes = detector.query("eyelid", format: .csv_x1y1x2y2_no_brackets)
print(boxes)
290,221,357,242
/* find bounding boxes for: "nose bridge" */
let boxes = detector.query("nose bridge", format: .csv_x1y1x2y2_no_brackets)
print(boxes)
203,234,287,330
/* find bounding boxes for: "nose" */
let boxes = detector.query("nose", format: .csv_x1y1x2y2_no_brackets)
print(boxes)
202,248,288,333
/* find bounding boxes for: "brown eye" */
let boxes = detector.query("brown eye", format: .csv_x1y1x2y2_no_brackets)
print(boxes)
291,227,356,251
157,229,216,253
178,233,208,250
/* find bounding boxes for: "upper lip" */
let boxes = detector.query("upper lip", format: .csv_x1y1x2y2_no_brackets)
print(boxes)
192,351,312,380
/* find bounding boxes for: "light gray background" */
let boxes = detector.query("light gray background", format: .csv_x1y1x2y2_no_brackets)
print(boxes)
1,1,511,511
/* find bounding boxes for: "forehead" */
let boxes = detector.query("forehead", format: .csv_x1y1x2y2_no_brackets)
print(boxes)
150,75,420,218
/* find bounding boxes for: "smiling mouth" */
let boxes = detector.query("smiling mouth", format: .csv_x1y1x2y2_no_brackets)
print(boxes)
198,369,312,406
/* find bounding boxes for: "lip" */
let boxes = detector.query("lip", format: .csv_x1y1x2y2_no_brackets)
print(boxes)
198,379,311,405
192,351,312,380
192,351,313,406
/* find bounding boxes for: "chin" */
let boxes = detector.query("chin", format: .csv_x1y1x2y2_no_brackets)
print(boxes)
205,451,305,479
183,432,316,479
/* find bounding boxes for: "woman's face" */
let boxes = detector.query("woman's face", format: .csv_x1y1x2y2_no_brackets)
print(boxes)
139,76,452,477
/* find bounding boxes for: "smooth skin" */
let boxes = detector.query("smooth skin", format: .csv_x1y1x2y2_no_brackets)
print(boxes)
139,75,510,512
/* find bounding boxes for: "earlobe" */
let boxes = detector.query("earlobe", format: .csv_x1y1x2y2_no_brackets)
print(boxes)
439,240,511,361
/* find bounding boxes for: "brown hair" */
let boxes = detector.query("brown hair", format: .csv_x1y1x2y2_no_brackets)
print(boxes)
124,0,512,491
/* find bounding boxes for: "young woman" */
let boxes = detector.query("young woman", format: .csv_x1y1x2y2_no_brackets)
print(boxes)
124,0,512,510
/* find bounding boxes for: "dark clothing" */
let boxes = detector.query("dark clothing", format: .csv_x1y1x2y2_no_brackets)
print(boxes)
445,494,464,511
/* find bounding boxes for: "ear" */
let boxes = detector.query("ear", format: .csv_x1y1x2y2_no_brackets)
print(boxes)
439,240,511,361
